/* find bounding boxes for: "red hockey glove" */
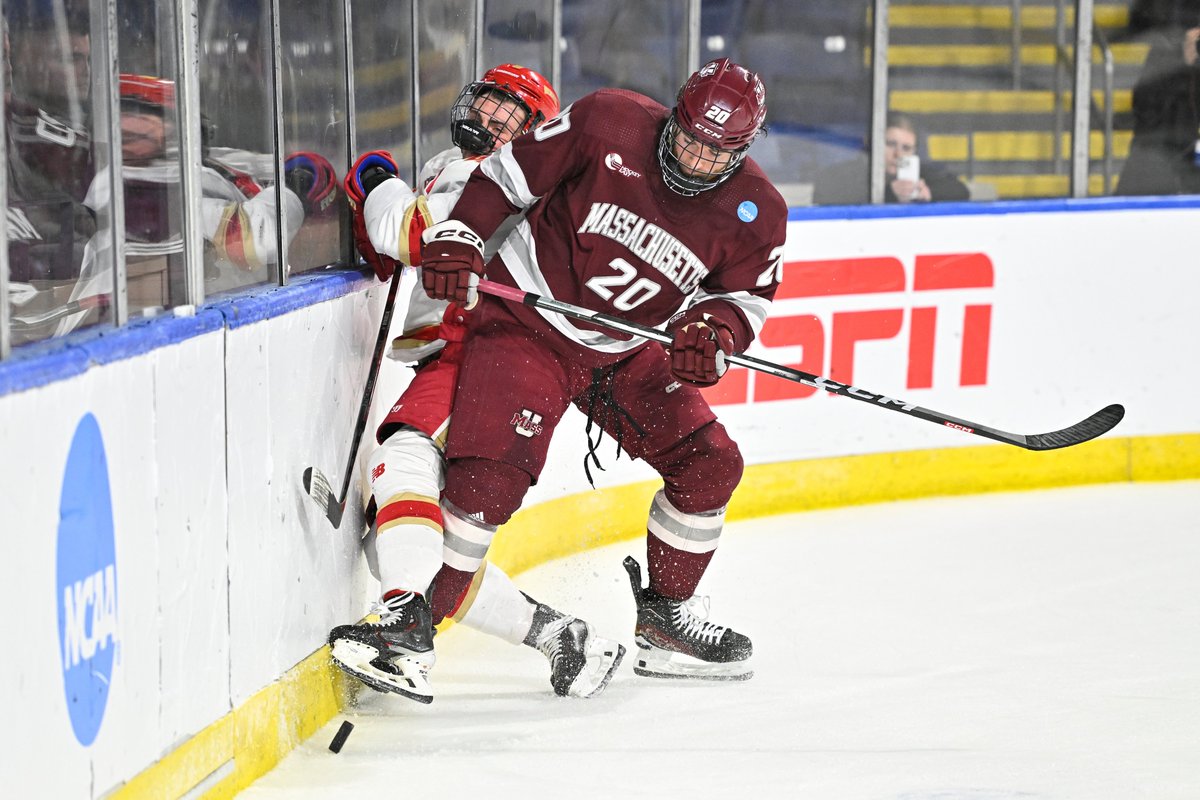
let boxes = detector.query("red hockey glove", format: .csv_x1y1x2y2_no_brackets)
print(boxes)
420,220,485,307
350,208,400,282
667,310,736,386
343,150,400,210
283,151,339,216
343,151,402,281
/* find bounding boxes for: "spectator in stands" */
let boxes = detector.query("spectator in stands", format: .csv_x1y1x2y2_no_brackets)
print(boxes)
1115,21,1200,195
812,112,970,205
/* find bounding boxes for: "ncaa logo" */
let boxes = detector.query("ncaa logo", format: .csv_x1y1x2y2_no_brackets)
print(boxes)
57,413,119,746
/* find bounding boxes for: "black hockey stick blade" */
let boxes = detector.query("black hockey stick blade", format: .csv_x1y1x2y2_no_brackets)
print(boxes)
303,466,345,529
477,279,1126,452
1016,403,1125,451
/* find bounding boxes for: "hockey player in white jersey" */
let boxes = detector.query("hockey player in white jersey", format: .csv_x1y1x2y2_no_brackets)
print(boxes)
48,73,339,336
328,64,624,704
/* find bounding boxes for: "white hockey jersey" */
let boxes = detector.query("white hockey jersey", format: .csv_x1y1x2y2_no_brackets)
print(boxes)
364,147,520,364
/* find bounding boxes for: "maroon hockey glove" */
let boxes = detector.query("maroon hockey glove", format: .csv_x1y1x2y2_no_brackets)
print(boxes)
283,151,339,216
420,220,485,307
667,310,736,387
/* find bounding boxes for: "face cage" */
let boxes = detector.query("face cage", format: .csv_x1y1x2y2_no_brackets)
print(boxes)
656,118,750,196
450,82,533,157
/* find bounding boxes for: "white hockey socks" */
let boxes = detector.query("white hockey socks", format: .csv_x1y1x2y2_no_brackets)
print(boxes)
369,428,446,596
453,561,536,645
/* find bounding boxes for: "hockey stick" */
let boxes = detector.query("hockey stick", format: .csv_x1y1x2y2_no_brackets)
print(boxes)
303,272,403,528
11,293,111,329
477,279,1124,451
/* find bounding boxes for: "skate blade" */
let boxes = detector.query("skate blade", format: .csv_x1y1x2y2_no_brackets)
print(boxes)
633,641,753,682
331,639,434,703
566,642,627,699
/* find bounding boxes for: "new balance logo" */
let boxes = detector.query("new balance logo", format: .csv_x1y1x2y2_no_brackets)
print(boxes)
511,409,544,438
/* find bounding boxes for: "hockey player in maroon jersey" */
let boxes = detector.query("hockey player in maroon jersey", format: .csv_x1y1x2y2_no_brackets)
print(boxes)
328,65,625,703
414,58,788,681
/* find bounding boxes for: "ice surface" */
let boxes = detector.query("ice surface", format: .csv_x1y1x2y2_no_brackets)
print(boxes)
242,482,1200,800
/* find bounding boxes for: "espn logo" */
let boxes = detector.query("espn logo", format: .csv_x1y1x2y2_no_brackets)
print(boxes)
705,253,994,406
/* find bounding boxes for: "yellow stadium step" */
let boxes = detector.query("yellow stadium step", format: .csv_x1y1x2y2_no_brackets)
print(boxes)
889,4,1128,30
927,130,1132,161
886,42,1148,68
890,88,1132,114
969,173,1112,198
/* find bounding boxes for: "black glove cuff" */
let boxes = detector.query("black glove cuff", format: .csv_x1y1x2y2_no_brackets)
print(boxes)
361,165,394,197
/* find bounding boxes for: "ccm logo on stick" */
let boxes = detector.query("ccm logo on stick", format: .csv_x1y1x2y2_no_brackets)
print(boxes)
705,253,994,406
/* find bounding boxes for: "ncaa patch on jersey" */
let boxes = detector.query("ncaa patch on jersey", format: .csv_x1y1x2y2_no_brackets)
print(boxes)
737,201,758,222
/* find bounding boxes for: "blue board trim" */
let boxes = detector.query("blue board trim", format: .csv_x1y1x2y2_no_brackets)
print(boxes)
0,268,373,397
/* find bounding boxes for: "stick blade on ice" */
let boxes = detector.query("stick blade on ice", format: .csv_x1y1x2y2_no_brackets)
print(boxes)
302,466,345,528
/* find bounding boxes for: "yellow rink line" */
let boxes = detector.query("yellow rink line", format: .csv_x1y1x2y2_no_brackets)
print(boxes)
927,130,1133,161
891,88,1132,114
887,42,1148,67
890,4,1128,29
107,432,1199,799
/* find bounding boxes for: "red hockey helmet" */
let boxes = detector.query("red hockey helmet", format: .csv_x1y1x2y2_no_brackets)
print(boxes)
119,73,176,111
658,58,766,195
451,63,560,156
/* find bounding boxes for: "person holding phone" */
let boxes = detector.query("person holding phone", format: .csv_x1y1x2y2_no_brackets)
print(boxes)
812,112,970,205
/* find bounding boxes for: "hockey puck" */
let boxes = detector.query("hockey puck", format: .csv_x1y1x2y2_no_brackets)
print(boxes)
328,720,354,753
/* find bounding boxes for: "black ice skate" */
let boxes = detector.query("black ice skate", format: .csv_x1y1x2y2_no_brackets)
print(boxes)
328,591,436,703
623,556,752,681
525,600,626,698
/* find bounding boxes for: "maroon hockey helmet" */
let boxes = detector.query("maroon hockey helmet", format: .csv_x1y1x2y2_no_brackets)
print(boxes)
658,58,767,195
451,63,560,157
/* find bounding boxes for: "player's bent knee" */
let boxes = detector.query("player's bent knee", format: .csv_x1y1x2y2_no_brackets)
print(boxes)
443,457,531,526
654,422,743,513
368,427,443,500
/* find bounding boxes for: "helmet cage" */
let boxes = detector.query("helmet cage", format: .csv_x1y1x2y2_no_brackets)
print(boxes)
657,116,751,196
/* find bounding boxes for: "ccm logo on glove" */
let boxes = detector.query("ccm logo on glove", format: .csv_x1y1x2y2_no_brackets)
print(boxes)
420,221,486,307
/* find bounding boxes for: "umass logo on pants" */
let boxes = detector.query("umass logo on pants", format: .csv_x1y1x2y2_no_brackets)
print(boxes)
511,408,544,438
57,413,119,747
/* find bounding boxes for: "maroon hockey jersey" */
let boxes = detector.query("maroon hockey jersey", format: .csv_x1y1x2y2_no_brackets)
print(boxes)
448,89,787,367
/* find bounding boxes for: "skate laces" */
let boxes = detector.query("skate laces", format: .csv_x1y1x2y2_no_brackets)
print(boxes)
536,615,578,665
672,596,727,645
368,591,417,626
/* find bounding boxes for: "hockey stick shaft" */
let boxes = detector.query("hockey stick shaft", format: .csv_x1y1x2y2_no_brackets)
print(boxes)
477,279,1123,451
332,273,402,504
